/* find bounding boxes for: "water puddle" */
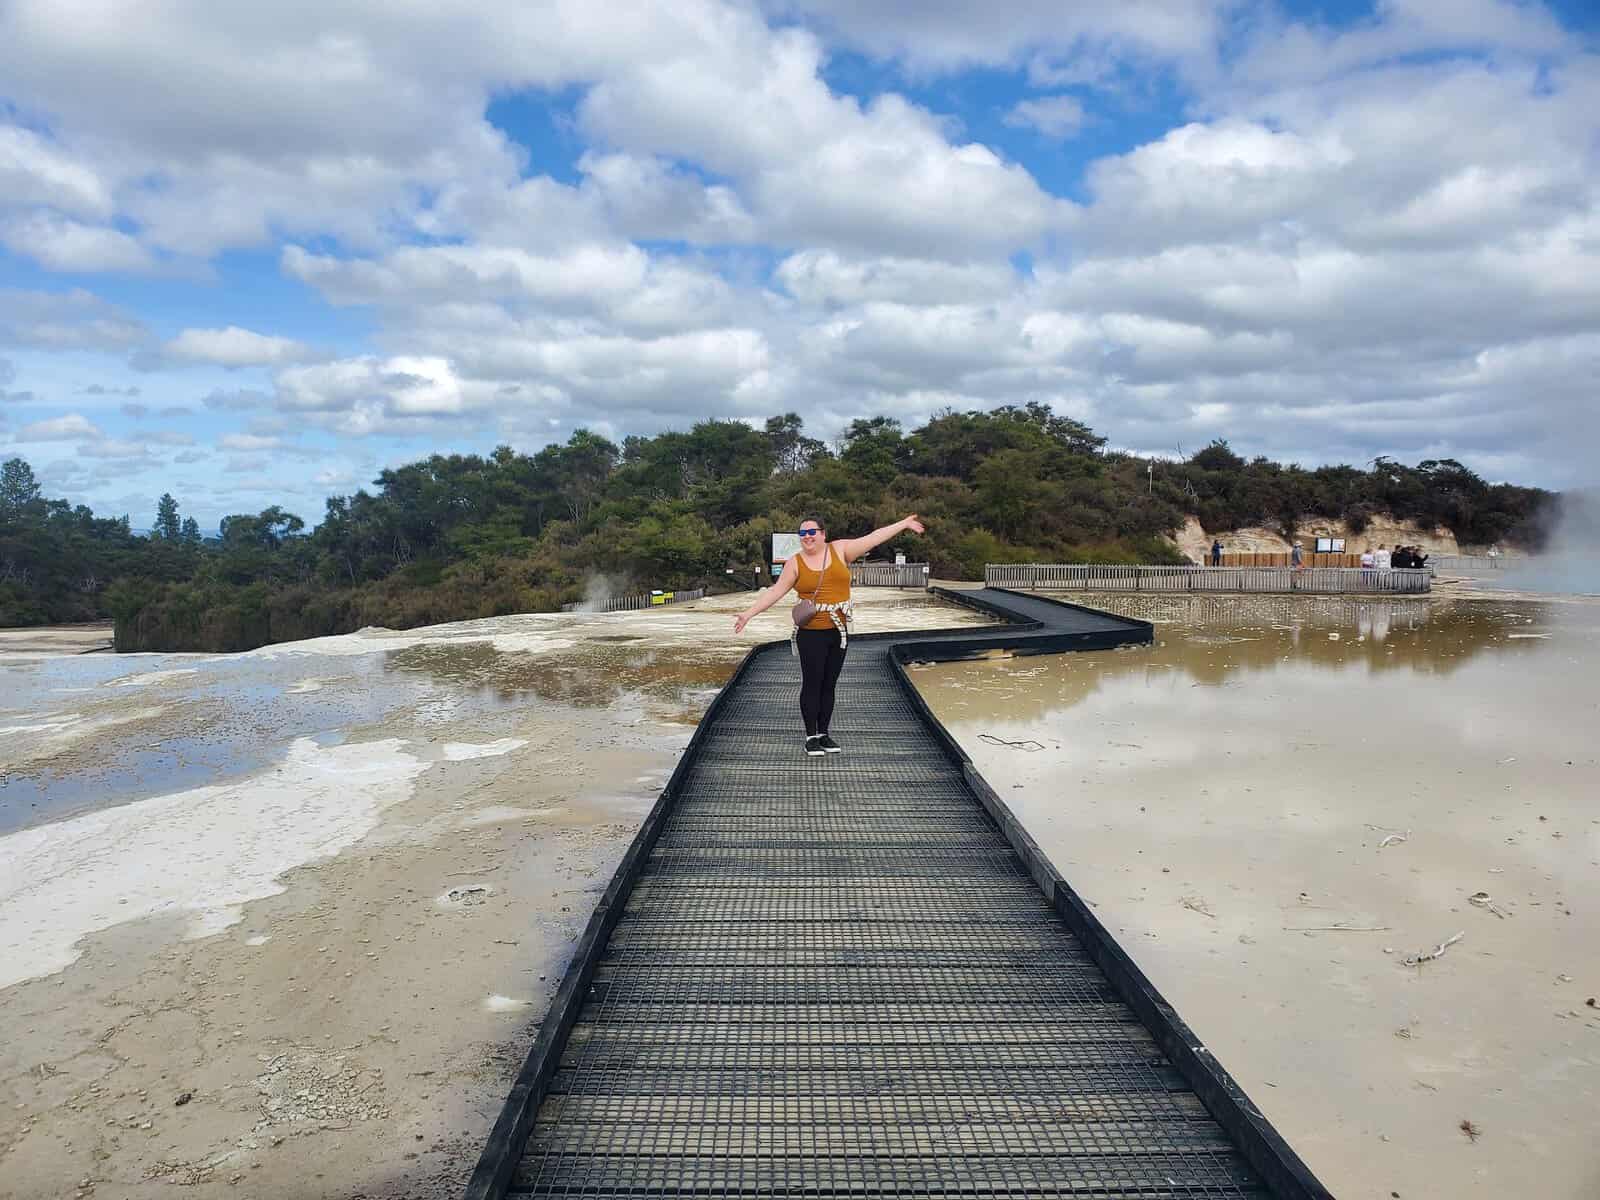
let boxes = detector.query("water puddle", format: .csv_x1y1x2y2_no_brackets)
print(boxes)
915,592,1600,1199
383,640,742,711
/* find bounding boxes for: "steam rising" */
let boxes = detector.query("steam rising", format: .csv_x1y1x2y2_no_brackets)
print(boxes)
1508,489,1600,596
573,573,623,613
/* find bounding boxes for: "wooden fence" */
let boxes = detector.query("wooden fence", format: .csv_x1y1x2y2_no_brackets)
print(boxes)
984,564,1431,595
1428,554,1503,573
561,587,706,614
1208,552,1362,568
850,562,930,589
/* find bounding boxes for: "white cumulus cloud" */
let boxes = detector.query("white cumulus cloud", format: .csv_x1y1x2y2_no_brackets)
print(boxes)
17,413,103,441
166,326,313,367
1003,95,1088,139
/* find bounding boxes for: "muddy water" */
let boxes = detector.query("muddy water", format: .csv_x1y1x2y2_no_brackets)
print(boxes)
916,593,1600,1198
383,639,738,723
0,627,739,835
0,590,991,836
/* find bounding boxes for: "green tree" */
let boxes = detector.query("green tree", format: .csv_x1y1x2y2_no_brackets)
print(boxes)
974,449,1052,541
838,417,904,486
1,458,41,515
555,429,620,523
1189,439,1244,473
154,493,181,540
765,413,828,474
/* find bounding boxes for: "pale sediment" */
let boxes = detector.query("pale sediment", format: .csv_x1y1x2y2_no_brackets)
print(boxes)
0,589,993,1200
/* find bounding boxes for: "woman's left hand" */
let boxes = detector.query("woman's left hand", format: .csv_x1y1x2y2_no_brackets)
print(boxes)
903,514,925,534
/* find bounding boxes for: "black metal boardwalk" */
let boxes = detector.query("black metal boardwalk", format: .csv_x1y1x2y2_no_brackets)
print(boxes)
467,588,1331,1199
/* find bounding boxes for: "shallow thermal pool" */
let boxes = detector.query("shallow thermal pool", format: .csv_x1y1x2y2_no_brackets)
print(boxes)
915,592,1600,1199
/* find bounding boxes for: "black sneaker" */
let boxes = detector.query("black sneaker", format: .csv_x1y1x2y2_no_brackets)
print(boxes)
804,736,825,757
817,734,842,754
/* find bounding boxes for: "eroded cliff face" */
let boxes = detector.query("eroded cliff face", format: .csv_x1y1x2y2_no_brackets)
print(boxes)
1169,514,1476,562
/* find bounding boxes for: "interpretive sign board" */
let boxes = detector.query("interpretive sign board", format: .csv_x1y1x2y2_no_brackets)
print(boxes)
771,532,801,571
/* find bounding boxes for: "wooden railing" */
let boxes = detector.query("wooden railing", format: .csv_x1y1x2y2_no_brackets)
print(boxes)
984,564,1431,595
560,588,706,614
1428,555,1503,573
1209,552,1361,568
850,562,929,589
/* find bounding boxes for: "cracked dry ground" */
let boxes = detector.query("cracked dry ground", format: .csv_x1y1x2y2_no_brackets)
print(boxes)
0,728,669,1200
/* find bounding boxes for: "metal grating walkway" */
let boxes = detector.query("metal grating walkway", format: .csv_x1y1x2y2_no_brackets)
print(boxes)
467,588,1331,1199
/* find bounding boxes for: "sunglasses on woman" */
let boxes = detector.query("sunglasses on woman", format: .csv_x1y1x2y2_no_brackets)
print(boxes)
797,527,821,537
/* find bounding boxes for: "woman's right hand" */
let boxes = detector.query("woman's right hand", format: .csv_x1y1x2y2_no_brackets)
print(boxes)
733,613,751,634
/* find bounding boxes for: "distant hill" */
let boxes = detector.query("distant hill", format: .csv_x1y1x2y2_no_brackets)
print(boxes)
1,413,1554,648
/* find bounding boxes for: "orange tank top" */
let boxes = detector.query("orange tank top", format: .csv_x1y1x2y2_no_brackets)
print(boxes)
793,545,851,630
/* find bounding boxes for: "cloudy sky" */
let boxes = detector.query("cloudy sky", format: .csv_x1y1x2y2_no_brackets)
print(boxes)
1,0,1596,527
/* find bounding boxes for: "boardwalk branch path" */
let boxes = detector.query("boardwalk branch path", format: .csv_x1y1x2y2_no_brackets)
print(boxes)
466,588,1332,1199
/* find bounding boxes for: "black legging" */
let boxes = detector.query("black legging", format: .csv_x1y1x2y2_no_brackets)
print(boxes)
796,626,847,736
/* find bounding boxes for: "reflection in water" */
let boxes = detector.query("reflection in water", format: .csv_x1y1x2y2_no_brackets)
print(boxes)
384,640,740,713
2,635,740,834
917,592,1600,1200
0,656,400,834
1060,589,1548,643
924,595,1563,727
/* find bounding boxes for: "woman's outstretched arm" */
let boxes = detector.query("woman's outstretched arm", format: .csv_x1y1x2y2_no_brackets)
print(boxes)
835,514,925,564
734,557,799,633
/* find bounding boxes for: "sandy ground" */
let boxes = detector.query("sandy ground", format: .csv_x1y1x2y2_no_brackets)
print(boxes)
916,590,1600,1198
0,589,992,1200
0,624,115,657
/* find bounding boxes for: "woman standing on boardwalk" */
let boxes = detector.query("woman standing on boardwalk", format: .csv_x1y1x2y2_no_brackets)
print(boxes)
734,514,925,757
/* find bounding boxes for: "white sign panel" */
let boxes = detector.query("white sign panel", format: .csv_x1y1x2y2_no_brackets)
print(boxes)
771,532,801,565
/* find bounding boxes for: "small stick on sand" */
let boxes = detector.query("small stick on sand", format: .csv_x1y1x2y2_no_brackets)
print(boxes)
1378,831,1410,849
1467,891,1510,918
1181,896,1217,919
978,733,1044,752
1403,931,1464,967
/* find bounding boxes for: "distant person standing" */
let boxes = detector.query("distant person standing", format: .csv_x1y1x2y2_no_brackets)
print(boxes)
1360,546,1375,585
735,513,925,757
1290,542,1303,568
1210,538,1223,566
1374,544,1392,570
